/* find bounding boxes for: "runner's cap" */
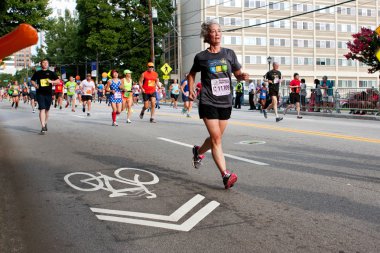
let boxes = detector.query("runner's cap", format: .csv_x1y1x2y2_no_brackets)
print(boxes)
124,69,132,74
147,62,154,67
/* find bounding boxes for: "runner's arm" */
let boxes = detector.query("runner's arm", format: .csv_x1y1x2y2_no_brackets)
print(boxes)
187,72,196,101
139,73,145,93
233,69,249,82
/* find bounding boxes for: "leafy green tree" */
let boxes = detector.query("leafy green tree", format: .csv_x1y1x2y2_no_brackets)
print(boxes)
0,73,13,87
0,0,52,36
13,68,31,84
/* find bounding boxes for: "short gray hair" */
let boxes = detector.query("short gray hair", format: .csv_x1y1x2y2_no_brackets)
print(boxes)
200,19,221,44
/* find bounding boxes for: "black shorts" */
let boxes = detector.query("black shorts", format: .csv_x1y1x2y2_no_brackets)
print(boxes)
133,93,139,97
82,95,93,102
55,92,63,99
22,92,28,96
142,92,156,102
171,94,179,101
29,92,36,100
199,104,232,120
36,93,52,110
290,93,300,104
182,95,189,102
268,84,279,97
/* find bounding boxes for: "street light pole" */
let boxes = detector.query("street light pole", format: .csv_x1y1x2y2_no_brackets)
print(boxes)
148,0,155,64
267,56,272,72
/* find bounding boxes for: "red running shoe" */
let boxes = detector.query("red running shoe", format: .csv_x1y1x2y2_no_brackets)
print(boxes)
192,145,205,169
223,173,238,189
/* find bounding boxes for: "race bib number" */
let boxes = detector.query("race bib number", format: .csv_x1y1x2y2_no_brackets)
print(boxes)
13,90,18,95
40,79,49,87
114,92,122,99
211,78,230,96
148,80,155,87
69,87,75,93
30,86,36,92
86,89,92,94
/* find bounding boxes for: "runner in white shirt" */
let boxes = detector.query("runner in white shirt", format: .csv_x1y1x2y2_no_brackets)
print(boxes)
80,74,95,116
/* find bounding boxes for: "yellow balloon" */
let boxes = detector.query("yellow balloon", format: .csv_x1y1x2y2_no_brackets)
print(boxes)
101,72,108,78
107,70,112,79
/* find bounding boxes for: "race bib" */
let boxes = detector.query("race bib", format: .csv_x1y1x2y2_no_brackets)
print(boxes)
86,89,92,94
211,78,230,96
40,79,49,87
13,90,18,95
148,80,155,87
69,87,75,93
30,86,36,92
184,91,189,97
114,92,122,99
274,78,279,84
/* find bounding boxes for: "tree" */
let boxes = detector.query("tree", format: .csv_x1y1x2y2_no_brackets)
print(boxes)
76,0,175,80
0,0,52,36
14,68,30,84
345,27,380,74
0,73,13,87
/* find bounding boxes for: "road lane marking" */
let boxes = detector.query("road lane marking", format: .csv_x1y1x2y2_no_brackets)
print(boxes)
158,137,269,166
93,200,220,232
156,112,380,144
91,194,205,222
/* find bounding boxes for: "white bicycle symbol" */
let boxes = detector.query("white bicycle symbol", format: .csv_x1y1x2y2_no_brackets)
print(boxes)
64,168,159,199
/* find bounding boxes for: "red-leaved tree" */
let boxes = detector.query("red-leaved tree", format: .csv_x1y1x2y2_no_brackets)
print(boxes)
345,27,380,74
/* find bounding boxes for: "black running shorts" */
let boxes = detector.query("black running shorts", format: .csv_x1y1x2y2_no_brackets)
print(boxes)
142,92,156,102
198,104,231,120
290,93,300,104
81,95,93,102
37,93,52,110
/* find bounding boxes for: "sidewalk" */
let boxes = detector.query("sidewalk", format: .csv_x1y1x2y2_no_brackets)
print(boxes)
158,101,380,121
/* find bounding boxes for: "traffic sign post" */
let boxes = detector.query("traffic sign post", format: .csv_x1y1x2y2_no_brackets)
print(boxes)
163,75,170,80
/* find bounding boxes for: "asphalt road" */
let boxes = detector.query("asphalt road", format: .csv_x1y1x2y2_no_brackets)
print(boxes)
1,100,379,253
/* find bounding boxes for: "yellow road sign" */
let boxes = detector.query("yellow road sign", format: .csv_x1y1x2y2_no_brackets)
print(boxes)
163,75,170,80
376,26,380,36
376,49,380,62
160,63,172,75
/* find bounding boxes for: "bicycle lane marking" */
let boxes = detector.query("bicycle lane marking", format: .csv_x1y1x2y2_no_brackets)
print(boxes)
157,137,269,166
156,112,380,144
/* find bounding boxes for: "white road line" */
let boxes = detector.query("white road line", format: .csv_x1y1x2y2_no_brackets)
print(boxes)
91,194,205,222
72,115,86,119
95,201,220,232
158,137,269,166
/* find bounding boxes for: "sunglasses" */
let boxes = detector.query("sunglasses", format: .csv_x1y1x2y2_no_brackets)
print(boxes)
148,66,154,68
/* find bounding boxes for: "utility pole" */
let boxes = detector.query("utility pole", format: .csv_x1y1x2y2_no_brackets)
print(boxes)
96,51,99,84
148,0,155,64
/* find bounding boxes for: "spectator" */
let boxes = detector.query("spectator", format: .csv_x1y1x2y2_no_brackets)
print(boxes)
234,81,243,109
321,76,333,113
248,80,256,110
300,78,307,111
314,79,322,112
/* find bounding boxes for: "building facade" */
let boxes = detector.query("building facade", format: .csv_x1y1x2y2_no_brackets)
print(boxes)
177,0,379,88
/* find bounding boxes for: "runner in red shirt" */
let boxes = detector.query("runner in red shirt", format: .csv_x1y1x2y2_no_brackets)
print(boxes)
54,76,64,109
283,73,302,119
139,62,160,123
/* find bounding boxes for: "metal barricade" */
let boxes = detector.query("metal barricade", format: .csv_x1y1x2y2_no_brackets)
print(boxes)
279,86,380,115
335,88,380,115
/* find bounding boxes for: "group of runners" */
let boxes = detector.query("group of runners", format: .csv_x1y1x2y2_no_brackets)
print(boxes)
3,20,296,190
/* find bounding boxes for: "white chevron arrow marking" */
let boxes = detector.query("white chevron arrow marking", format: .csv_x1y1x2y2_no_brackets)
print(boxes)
94,201,220,232
90,194,205,222
90,194,220,232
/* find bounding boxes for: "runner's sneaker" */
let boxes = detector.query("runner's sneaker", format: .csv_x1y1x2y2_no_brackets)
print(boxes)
150,118,156,123
186,113,191,118
192,145,205,169
297,116,303,119
112,122,118,126
263,109,267,119
87,112,90,116
40,126,47,135
181,108,186,114
139,110,144,119
126,119,132,123
32,109,35,113
45,124,47,131
223,172,238,189
276,117,283,122
82,107,85,113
